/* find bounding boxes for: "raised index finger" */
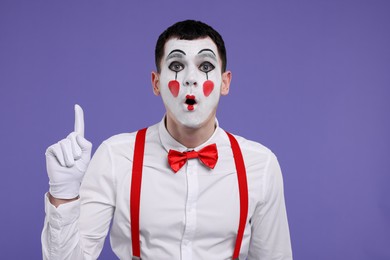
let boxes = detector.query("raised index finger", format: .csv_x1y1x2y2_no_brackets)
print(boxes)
74,104,84,137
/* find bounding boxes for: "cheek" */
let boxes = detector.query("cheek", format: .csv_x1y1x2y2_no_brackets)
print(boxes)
203,80,214,97
168,80,180,97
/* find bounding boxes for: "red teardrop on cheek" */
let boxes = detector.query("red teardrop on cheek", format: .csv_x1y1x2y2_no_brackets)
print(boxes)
168,80,180,97
203,80,214,97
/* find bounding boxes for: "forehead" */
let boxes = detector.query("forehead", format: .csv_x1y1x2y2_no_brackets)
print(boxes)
164,37,219,59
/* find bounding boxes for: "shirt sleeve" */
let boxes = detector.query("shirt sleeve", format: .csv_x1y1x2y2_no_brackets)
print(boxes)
247,153,293,260
41,142,116,260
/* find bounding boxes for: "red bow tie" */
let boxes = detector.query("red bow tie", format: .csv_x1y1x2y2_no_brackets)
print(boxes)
168,143,218,173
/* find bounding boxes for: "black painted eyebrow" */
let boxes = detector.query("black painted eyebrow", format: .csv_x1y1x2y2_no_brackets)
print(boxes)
197,49,217,62
198,49,216,56
167,49,186,57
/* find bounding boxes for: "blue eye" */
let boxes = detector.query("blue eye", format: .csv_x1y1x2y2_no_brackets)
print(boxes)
199,62,215,73
169,62,184,72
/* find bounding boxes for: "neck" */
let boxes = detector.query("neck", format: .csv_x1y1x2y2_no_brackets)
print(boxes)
165,115,216,148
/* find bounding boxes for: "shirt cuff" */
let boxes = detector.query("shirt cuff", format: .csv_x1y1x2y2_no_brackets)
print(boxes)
44,192,80,229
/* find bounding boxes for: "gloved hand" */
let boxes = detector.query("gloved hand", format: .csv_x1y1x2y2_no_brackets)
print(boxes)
45,104,92,199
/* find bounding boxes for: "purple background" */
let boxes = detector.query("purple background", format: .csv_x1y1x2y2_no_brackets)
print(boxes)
1,0,389,259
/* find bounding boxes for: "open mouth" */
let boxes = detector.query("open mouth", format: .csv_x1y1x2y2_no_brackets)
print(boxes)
185,95,197,111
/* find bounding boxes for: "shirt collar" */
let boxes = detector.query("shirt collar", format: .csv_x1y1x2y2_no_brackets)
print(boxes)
158,116,222,153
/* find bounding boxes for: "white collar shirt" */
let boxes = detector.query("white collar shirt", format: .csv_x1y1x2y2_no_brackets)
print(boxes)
42,118,292,260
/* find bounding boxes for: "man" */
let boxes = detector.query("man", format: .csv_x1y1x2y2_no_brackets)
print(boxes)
42,20,292,260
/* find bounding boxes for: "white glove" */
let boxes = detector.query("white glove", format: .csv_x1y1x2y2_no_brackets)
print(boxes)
45,104,92,199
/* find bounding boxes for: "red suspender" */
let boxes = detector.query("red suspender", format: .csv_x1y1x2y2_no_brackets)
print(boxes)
130,128,248,260
225,131,249,260
130,128,147,260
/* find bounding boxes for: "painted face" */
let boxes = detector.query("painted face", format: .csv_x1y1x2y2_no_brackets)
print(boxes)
156,38,225,128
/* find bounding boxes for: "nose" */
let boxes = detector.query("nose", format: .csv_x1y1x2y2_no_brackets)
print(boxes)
183,69,198,87
184,80,198,87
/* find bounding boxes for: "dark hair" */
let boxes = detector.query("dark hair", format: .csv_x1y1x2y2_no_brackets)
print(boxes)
155,20,227,73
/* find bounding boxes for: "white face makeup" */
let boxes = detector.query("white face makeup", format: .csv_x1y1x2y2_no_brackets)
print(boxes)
156,38,226,129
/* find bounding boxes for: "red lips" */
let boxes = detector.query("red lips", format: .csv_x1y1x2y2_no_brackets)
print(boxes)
185,95,196,111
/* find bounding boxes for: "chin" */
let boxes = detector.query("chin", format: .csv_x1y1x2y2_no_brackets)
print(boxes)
176,111,214,129
180,120,203,129
176,116,202,129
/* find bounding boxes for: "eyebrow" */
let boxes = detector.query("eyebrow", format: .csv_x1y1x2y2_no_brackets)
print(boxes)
166,49,186,60
198,48,216,56
197,49,217,61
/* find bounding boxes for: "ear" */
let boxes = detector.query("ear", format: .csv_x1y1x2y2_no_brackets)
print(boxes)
220,71,232,96
151,71,160,96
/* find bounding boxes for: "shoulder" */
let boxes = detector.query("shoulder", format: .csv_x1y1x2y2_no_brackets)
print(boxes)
101,123,159,151
225,131,277,168
102,132,136,149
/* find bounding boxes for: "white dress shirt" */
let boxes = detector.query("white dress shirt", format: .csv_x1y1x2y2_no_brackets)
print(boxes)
42,118,292,260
